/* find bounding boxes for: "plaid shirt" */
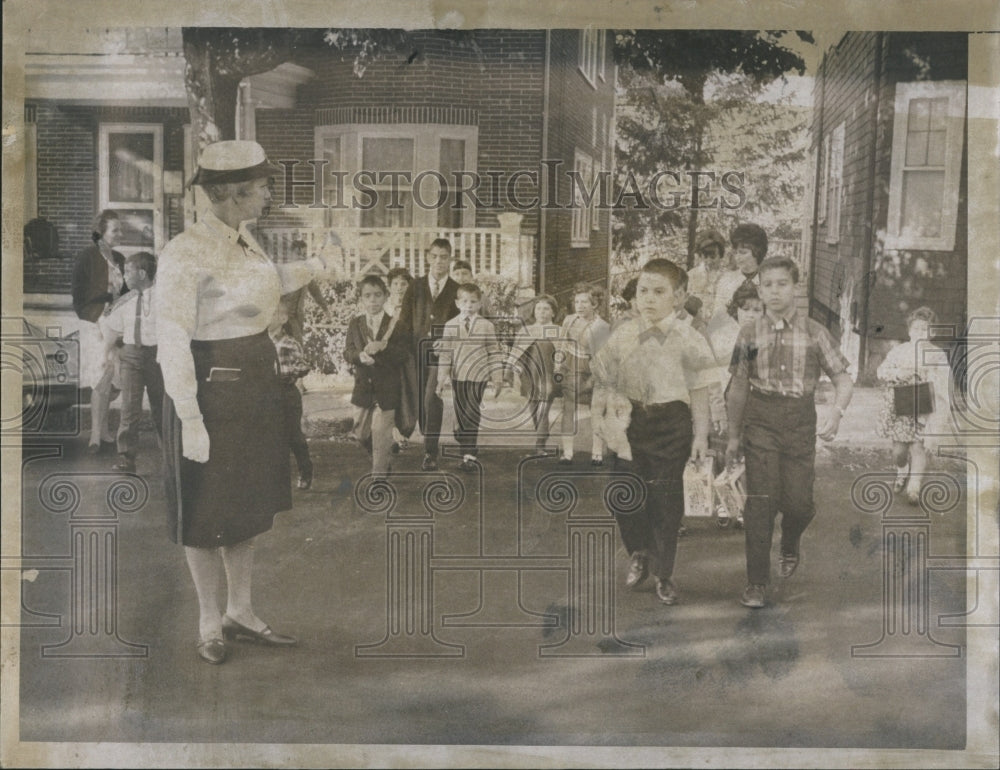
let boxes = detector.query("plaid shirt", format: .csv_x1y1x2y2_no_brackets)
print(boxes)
729,309,849,397
273,332,311,382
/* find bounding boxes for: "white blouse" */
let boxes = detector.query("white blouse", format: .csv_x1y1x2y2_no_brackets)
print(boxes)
155,210,321,421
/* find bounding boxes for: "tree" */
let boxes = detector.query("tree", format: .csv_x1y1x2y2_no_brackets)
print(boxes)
612,30,813,266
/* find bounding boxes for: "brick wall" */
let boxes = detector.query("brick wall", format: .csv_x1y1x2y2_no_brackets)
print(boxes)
541,30,615,312
25,102,189,294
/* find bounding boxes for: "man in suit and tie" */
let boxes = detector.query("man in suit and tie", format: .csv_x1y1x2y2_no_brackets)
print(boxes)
396,238,460,471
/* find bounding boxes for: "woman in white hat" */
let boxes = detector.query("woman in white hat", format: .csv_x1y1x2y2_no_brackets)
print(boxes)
155,140,328,665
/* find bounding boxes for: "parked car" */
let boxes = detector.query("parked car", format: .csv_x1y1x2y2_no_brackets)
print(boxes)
6,319,80,433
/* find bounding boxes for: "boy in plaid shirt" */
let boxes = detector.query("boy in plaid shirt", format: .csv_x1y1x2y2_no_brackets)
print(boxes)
726,256,853,608
268,304,314,490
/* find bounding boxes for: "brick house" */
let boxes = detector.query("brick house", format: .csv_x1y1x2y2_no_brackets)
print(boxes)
22,28,616,332
806,32,968,381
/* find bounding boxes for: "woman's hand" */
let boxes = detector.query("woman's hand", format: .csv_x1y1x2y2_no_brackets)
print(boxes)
181,417,210,463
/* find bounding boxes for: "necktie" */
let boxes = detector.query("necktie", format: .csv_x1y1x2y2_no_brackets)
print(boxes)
134,291,143,346
237,235,249,250
431,280,440,300
637,326,666,345
464,317,471,334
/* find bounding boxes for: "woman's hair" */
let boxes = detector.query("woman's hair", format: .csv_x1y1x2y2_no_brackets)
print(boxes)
530,294,559,323
730,223,769,264
386,267,413,286
695,228,727,258
621,277,638,303
906,305,938,327
92,209,120,243
727,283,761,320
202,179,259,205
571,281,604,308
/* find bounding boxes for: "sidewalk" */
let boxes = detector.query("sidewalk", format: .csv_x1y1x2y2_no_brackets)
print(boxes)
301,382,889,455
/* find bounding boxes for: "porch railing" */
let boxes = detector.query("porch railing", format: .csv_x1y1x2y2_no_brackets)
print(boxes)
257,221,534,288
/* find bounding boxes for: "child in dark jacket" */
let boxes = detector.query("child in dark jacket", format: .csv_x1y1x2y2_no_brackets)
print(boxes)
269,303,314,489
344,275,407,478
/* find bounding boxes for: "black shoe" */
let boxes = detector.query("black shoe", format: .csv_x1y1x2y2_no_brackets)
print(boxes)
655,578,678,605
112,455,136,473
740,583,766,608
458,458,477,473
391,442,400,455
297,473,312,490
421,454,438,471
778,550,800,579
86,443,101,456
196,637,227,664
558,456,572,466
625,552,649,589
591,456,604,467
221,615,298,647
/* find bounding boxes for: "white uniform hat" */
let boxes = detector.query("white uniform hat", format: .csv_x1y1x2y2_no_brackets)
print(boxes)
190,140,281,186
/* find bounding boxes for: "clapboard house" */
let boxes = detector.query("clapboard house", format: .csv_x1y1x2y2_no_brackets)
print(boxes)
807,32,968,381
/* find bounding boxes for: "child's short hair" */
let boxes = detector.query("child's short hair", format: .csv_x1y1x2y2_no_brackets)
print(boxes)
456,282,482,300
358,274,388,295
571,281,604,307
727,283,761,320
451,259,473,273
531,293,559,321
640,258,685,292
758,256,800,284
621,277,638,303
730,223,769,264
386,266,413,286
126,251,157,281
428,237,453,255
906,305,938,327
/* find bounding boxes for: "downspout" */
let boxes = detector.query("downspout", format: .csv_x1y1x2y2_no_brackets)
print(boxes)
539,29,551,294
857,32,884,382
608,53,617,304
807,51,826,322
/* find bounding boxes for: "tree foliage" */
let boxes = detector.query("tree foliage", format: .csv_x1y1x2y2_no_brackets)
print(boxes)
611,30,813,266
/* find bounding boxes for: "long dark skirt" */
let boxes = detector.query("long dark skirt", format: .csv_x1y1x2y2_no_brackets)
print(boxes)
163,331,291,548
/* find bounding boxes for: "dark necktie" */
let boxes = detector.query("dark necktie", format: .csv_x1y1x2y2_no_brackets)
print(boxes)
134,291,143,346
464,317,471,334
237,235,249,250
638,326,666,345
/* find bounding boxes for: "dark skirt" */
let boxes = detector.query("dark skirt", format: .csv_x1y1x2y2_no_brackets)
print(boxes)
163,331,291,548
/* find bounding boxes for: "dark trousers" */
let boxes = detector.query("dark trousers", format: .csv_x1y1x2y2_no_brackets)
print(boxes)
530,397,555,448
742,389,817,585
612,401,693,580
116,344,163,459
418,349,445,456
452,379,487,458
280,381,312,478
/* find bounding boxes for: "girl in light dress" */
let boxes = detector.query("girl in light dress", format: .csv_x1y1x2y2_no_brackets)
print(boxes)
875,306,950,505
509,295,562,453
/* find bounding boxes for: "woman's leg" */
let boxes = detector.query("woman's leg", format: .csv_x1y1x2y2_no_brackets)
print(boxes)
560,371,578,460
184,546,224,641
219,538,266,631
906,440,928,500
891,440,910,490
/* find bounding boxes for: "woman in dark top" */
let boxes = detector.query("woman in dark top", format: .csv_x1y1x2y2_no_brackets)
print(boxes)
71,210,127,453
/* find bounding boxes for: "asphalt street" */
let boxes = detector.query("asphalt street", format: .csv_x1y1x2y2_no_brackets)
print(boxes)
15,401,968,749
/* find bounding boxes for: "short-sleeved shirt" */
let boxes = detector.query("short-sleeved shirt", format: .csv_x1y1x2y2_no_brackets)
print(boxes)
729,309,849,397
101,285,158,347
592,315,717,406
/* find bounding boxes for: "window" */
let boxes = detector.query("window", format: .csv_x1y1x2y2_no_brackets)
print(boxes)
886,81,966,251
98,123,163,255
824,122,844,244
579,29,604,86
571,149,594,247
314,124,477,229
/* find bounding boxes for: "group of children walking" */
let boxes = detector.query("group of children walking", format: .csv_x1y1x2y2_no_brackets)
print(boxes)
80,218,950,611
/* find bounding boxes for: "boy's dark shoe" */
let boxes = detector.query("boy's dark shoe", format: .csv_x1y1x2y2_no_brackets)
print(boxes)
421,454,438,472
778,550,800,578
625,552,649,589
297,472,312,490
112,455,136,473
458,458,477,473
655,578,678,605
740,583,766,608
391,442,400,455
